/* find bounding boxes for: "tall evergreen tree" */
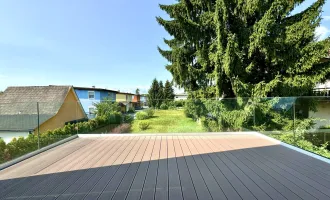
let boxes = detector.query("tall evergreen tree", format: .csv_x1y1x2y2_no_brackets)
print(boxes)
148,78,160,108
157,0,330,98
164,80,175,101
158,81,165,107
136,88,140,95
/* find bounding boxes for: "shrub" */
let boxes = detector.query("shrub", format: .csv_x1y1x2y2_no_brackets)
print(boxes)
160,103,168,110
144,109,155,118
136,112,149,120
127,107,135,113
139,121,150,130
202,117,221,132
112,123,131,133
123,115,134,123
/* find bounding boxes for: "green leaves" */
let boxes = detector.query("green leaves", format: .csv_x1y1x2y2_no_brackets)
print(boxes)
158,0,330,98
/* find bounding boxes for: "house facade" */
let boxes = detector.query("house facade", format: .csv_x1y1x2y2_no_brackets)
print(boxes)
74,86,117,118
0,86,87,143
116,92,134,112
174,93,188,101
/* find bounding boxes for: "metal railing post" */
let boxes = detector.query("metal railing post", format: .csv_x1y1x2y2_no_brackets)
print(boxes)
293,100,296,144
37,102,40,149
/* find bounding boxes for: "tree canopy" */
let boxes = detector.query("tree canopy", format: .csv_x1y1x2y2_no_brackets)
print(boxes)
157,0,330,98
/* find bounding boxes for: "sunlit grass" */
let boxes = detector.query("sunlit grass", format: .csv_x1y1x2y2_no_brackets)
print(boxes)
131,109,205,133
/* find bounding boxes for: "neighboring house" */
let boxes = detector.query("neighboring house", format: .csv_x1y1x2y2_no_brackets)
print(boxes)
0,86,87,143
174,93,188,101
132,95,141,109
140,95,148,106
116,92,134,112
74,86,117,118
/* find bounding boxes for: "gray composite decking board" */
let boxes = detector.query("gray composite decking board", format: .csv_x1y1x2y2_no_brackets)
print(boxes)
263,144,330,175
125,138,156,200
82,138,133,200
179,141,213,200
167,157,183,200
240,145,324,200
178,139,213,200
193,138,243,200
112,138,151,200
0,139,94,196
41,139,117,200
19,138,115,200
206,139,271,199
139,157,159,200
236,145,317,200
47,138,133,199
210,147,272,200
173,138,197,200
253,145,330,189
217,143,288,200
184,138,227,200
71,138,136,200
155,139,169,200
226,147,301,200
167,138,183,200
95,137,143,200
1,135,330,200
251,144,330,187
245,144,330,199
206,152,257,200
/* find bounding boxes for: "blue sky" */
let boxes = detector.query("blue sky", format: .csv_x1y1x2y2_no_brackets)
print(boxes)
0,0,329,93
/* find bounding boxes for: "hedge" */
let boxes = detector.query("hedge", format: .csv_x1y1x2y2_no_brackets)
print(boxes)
0,112,123,164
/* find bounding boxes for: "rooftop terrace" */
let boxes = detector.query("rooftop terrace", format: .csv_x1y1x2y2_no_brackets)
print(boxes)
1,134,330,200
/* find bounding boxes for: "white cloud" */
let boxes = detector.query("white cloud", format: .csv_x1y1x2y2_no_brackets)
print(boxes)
323,16,330,21
315,26,330,41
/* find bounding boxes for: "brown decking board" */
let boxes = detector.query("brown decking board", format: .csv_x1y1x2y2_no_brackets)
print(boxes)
0,134,330,200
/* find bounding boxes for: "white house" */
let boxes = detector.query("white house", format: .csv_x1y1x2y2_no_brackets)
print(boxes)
174,93,188,101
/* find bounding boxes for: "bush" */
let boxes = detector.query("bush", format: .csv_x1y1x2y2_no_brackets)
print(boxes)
175,100,186,107
123,115,134,123
112,123,131,133
160,103,168,110
202,117,221,132
127,107,135,113
136,112,149,120
144,109,155,118
139,121,150,130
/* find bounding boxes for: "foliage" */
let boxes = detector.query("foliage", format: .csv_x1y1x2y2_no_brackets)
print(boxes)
144,109,155,118
157,0,330,98
136,88,140,95
272,133,330,159
158,81,165,108
164,80,175,102
319,125,330,129
139,121,150,130
127,107,135,113
184,99,207,120
148,78,160,108
123,115,134,124
0,100,124,164
112,123,131,133
201,117,221,132
174,100,186,107
135,112,149,120
160,103,169,110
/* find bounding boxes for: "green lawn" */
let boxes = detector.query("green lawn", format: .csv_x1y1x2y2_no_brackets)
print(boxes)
131,109,205,133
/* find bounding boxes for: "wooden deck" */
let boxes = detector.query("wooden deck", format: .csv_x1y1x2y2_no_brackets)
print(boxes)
1,134,330,200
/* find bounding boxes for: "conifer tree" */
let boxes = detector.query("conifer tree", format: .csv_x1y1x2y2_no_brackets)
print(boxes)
158,81,165,107
148,79,160,108
164,80,175,102
157,0,330,98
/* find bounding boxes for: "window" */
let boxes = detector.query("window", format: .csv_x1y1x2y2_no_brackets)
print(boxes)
89,107,95,114
88,91,95,99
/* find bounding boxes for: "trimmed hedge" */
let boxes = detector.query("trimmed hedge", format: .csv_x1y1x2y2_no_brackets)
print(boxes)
0,112,123,164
